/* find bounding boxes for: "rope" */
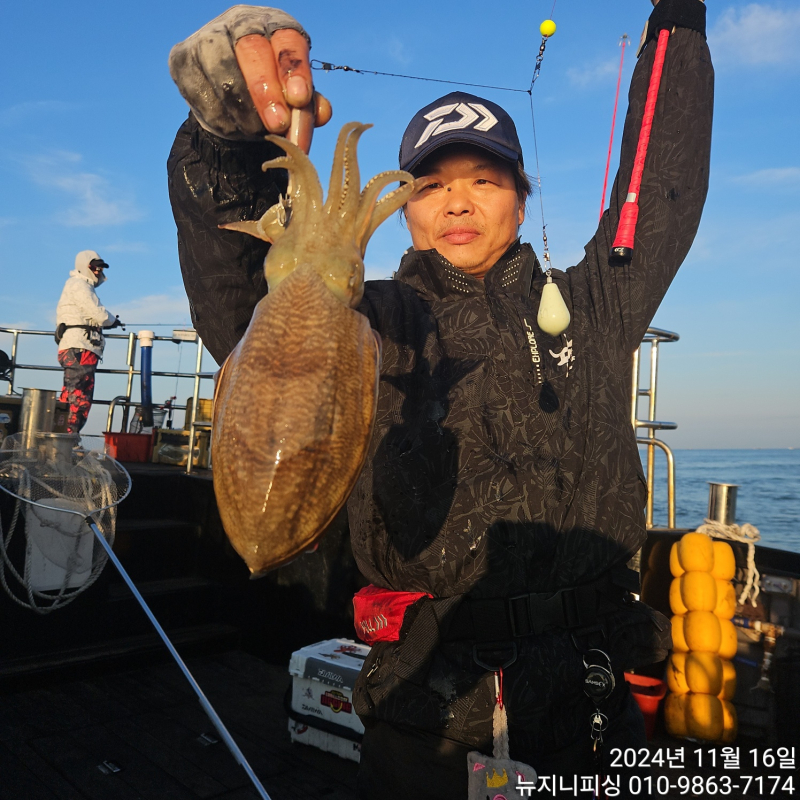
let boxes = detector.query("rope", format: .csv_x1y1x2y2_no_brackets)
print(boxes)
492,668,510,760
493,701,510,761
696,519,762,608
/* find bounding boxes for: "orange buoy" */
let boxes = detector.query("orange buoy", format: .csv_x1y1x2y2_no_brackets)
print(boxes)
684,610,722,653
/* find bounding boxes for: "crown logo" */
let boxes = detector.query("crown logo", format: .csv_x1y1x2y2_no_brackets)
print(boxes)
486,768,509,788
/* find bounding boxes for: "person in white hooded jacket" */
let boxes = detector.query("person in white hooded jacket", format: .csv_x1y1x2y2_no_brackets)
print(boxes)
55,250,122,433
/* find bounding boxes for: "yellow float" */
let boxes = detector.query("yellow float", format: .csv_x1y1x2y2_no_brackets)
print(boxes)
664,692,689,738
680,570,718,612
718,618,738,660
686,693,724,741
666,532,739,744
669,543,685,577
671,614,689,652
714,579,737,619
711,540,736,580
684,610,722,653
718,658,737,701
721,699,738,743
685,652,722,696
677,533,715,573
670,577,688,615
666,652,689,695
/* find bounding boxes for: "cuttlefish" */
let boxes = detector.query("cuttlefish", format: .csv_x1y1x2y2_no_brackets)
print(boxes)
212,122,417,577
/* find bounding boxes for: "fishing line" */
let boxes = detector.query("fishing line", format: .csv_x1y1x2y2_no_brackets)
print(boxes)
312,7,572,339
528,90,550,269
526,21,556,269
311,60,530,95
313,13,558,267
599,34,629,221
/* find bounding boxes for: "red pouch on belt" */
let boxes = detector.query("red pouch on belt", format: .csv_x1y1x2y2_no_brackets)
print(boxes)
353,584,432,645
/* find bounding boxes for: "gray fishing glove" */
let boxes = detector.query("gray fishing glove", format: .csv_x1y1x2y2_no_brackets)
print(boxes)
169,5,311,141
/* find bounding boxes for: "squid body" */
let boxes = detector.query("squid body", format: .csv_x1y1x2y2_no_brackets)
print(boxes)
213,122,417,577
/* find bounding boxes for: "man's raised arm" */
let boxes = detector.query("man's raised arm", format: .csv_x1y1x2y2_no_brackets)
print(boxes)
569,0,713,352
166,6,331,364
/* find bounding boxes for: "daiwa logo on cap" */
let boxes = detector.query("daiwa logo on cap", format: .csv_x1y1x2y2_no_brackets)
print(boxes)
415,103,499,148
399,91,523,173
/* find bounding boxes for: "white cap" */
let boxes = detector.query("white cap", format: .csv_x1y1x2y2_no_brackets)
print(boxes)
137,330,155,348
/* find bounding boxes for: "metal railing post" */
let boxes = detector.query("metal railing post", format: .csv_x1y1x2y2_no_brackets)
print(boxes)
631,328,679,529
8,331,20,394
121,332,137,432
186,338,204,475
630,346,640,431
646,340,660,527
107,395,132,433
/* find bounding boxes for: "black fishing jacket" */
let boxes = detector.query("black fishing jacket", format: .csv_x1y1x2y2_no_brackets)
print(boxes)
168,2,713,753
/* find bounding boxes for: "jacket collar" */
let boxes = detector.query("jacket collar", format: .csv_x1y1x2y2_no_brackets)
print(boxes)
395,239,542,302
70,265,104,287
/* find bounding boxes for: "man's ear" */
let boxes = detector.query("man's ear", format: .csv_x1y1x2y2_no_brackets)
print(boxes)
518,202,525,227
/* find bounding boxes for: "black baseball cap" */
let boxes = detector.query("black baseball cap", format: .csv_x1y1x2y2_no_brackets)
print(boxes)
399,91,524,174
89,257,109,270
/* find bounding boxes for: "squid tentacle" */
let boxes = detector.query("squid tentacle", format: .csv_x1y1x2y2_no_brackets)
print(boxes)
263,135,324,222
354,170,415,247
324,122,366,217
336,124,371,231
359,181,418,255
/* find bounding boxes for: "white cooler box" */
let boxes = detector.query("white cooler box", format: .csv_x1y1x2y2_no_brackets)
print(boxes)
288,638,371,763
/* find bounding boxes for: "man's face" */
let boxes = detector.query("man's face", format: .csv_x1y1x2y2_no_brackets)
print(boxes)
405,145,524,280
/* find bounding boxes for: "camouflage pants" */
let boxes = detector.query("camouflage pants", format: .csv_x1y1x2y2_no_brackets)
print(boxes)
58,348,99,433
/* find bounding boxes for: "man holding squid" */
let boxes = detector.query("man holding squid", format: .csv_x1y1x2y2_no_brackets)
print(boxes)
168,0,712,796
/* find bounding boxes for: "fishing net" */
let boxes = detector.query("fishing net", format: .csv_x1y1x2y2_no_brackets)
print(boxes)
0,429,271,797
0,431,131,613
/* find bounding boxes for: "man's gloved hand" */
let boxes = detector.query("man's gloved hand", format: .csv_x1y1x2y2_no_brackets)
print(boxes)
110,317,124,329
169,5,331,150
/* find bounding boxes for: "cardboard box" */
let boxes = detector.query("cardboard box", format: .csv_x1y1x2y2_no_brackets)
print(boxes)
287,638,371,762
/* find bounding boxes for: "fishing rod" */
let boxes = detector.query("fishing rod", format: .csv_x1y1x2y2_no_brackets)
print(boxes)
599,34,629,221
610,28,671,264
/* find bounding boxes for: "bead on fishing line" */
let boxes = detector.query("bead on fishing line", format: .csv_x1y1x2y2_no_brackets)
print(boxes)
540,20,557,38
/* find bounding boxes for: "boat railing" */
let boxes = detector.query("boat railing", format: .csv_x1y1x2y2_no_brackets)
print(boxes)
632,327,679,529
0,325,214,475
3,323,681,488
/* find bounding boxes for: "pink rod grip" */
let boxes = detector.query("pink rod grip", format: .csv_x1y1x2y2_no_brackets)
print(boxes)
613,202,640,251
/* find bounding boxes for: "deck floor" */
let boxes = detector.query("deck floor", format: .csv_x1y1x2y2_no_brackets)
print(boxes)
0,651,359,800
2,649,791,800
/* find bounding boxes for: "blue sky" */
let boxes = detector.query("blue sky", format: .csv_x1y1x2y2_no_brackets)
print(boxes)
1,0,798,448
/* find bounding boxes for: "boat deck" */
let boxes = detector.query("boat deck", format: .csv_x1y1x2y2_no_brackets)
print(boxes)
0,651,359,800
2,647,797,800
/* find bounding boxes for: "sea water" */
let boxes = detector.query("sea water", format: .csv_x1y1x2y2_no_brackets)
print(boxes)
642,448,800,554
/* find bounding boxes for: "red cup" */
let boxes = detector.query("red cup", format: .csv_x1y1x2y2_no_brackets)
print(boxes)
624,672,667,740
